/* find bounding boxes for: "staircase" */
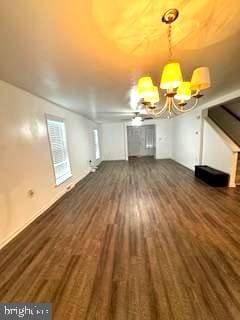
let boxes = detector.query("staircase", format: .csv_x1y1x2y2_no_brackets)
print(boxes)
207,98,240,187
236,154,240,185
208,102,240,146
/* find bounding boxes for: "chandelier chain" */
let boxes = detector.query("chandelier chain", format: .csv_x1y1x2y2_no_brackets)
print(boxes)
168,24,172,60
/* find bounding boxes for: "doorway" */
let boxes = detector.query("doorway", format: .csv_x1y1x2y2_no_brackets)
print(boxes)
127,125,156,159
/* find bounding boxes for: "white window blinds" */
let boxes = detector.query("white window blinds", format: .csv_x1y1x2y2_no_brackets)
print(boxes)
47,116,72,186
93,129,100,160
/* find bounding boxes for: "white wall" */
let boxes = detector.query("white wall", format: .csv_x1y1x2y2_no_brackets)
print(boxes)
171,110,201,170
202,120,233,174
101,123,126,160
155,119,172,159
0,80,101,248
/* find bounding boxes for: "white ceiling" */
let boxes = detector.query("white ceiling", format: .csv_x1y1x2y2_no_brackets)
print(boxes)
0,0,240,122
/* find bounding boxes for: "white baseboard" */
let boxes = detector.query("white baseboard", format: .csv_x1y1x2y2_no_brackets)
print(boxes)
0,173,89,250
170,158,194,171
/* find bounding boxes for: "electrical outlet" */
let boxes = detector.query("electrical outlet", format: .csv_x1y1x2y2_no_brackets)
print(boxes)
66,184,74,191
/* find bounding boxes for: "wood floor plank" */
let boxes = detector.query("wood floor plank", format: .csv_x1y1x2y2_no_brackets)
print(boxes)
0,158,240,319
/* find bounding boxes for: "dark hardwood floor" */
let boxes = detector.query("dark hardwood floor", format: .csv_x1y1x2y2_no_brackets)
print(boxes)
0,158,240,320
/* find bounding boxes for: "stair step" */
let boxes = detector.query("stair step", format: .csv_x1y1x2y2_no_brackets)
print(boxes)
236,153,240,185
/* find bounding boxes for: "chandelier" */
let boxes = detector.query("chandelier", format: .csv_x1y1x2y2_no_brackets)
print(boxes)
137,9,211,118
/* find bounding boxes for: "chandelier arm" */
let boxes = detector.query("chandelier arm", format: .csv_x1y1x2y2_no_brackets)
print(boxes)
156,96,169,111
172,98,199,113
171,103,178,115
146,97,169,116
166,97,177,118
153,105,168,117
153,97,169,116
147,104,168,116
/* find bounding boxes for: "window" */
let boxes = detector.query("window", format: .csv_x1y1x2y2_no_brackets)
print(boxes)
46,116,72,186
93,129,100,160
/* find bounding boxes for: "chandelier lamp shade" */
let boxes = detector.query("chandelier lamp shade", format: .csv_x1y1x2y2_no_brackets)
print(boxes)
175,82,192,102
137,76,154,98
160,62,183,90
191,67,211,92
137,9,211,117
144,86,160,104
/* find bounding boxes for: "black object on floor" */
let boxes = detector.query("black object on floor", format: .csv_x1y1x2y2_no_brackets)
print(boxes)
195,165,229,187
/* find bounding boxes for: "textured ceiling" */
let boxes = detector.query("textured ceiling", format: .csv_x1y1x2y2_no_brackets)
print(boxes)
0,0,240,121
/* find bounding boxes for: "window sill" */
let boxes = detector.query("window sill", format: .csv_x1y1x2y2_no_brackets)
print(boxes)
55,172,72,187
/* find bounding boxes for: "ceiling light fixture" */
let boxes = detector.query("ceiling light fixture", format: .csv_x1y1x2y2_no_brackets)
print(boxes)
137,9,211,118
131,114,143,126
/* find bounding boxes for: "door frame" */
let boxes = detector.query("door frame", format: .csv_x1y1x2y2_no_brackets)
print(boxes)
124,123,157,160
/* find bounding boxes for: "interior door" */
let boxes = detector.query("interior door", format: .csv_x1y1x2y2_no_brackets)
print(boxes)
127,127,141,156
127,125,155,157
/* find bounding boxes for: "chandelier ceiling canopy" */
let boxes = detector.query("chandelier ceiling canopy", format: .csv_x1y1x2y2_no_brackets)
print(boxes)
136,8,211,118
